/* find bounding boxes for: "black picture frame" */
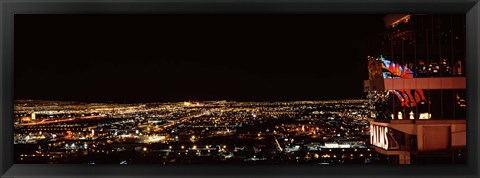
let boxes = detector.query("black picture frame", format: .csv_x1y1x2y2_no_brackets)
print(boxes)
1,0,479,178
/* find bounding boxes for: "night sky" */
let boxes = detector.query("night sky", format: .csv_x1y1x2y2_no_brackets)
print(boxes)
14,14,385,103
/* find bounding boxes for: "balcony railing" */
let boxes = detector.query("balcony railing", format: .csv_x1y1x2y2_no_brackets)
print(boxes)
364,77,466,91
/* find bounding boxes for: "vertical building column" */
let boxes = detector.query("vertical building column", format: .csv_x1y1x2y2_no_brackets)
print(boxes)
405,134,411,151
399,151,411,164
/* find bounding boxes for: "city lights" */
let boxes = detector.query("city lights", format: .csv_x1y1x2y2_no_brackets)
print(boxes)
14,99,379,164
12,14,466,166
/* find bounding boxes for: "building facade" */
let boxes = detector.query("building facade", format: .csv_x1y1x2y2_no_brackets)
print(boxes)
364,14,466,164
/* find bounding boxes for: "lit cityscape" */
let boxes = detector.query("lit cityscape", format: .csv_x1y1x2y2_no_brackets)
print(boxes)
14,99,387,164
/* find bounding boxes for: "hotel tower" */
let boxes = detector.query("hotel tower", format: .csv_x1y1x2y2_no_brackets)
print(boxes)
364,14,467,164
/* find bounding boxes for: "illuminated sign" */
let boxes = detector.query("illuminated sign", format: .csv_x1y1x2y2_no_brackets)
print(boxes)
391,15,411,28
370,124,390,150
368,55,427,109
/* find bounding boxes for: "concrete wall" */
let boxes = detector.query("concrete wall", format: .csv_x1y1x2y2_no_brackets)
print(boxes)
416,123,466,151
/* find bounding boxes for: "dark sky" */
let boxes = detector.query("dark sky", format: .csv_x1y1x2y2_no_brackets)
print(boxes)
14,14,385,103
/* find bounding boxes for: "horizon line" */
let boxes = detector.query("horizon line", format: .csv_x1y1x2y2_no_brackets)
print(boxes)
14,98,368,104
